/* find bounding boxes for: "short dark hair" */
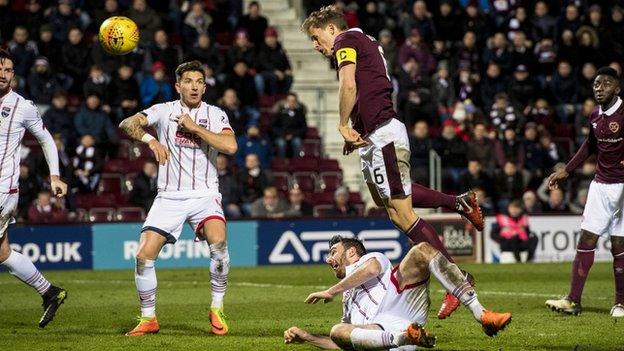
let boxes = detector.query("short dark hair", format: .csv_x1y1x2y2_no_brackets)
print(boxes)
302,5,348,34
0,48,13,65
596,66,620,81
329,235,366,256
175,60,205,82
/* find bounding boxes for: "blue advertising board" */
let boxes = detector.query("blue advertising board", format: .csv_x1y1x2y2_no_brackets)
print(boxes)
92,221,258,269
6,224,92,270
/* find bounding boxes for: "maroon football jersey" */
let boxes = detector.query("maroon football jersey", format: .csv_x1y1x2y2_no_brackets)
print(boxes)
333,28,395,138
589,97,624,183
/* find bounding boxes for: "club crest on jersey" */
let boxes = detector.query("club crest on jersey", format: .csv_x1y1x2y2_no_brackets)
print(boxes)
609,122,620,133
198,119,208,128
1,106,11,117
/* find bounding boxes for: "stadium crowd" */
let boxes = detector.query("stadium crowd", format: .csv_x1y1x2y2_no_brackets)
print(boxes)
0,0,617,223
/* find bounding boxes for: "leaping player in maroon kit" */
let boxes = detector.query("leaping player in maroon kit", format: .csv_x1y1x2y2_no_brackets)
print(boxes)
546,67,624,317
302,6,490,320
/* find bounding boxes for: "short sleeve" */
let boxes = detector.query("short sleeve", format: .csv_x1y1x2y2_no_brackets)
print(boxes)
209,106,233,134
334,33,358,69
360,252,391,276
141,103,166,127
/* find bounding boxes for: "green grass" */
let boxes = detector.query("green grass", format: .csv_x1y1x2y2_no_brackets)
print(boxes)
0,262,623,350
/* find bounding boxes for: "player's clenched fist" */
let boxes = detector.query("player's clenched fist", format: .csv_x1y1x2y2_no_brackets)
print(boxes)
50,175,67,197
284,326,311,344
176,113,199,132
148,139,169,165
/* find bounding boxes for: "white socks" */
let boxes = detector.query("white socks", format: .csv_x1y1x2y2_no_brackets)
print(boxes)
209,241,230,309
135,258,157,317
428,252,484,321
1,250,51,295
350,328,401,350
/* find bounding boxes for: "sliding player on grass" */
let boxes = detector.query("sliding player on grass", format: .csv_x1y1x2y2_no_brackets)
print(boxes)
284,235,512,350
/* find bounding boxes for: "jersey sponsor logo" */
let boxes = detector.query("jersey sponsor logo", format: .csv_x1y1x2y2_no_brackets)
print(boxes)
175,129,201,148
610,121,620,133
1,106,10,117
336,47,357,65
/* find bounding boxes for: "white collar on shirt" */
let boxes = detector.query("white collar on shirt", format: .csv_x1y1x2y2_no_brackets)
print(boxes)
599,96,622,116
346,27,363,34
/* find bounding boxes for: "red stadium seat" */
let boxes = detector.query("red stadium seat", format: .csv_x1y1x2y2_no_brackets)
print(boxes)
318,159,341,172
367,207,387,217
76,193,116,209
319,171,343,192
131,142,153,160
88,207,115,222
292,172,317,193
117,140,132,160
311,191,334,205
290,157,319,172
305,127,320,140
98,173,123,195
117,207,146,222
103,159,128,173
300,139,321,158
270,158,290,172
349,192,362,203
271,172,291,193
313,204,334,217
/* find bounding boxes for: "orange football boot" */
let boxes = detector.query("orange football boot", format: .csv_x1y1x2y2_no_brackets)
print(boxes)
209,308,229,335
405,322,436,348
456,191,484,231
480,310,512,337
125,316,160,336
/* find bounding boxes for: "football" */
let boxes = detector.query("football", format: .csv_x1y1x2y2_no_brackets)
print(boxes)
98,16,139,55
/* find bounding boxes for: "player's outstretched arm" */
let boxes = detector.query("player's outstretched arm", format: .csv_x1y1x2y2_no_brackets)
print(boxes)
176,113,238,155
305,258,382,304
284,326,339,349
119,113,169,165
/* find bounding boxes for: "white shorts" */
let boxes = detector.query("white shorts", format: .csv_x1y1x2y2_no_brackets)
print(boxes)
371,267,430,332
359,118,412,203
581,181,624,237
142,193,225,244
0,192,18,239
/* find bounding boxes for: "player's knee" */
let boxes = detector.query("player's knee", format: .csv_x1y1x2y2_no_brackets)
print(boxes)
209,241,230,274
410,242,436,262
578,230,599,249
0,246,11,262
329,324,351,347
135,256,155,275
611,237,624,255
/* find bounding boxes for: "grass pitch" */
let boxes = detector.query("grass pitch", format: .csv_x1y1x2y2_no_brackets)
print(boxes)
0,262,623,351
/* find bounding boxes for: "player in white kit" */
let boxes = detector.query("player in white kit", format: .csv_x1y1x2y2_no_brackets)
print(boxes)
0,49,69,328
119,61,237,336
284,235,512,350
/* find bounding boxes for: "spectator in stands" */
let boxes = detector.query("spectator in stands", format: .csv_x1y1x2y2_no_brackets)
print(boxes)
611,6,624,59
509,31,533,70
522,190,542,214
93,0,122,28
436,120,466,190
285,186,313,217
43,92,76,147
557,29,579,68
578,63,597,103
526,98,555,132
378,29,397,75
398,29,436,74
17,164,41,222
533,37,557,78
251,186,289,218
327,186,358,217
483,32,512,74
461,5,490,45
453,31,480,75
569,188,589,215
550,61,578,124
48,0,83,42
359,1,385,40
401,0,436,43
237,1,268,48
543,187,569,213
507,64,536,111
8,26,38,79
431,63,455,120
182,1,212,49
128,0,162,47
185,34,224,76
539,132,562,171
27,57,64,106
408,121,432,185
459,160,493,195
271,93,307,158
140,61,173,106
236,125,272,170
522,122,545,187
474,186,495,215
576,26,604,69
489,93,524,135
575,98,595,145
237,153,269,216
83,65,111,113
495,161,525,210
28,190,68,223
490,200,538,263
74,93,118,148
397,58,434,127
61,27,90,93
557,4,582,39
72,134,103,193
435,1,461,43
109,65,140,122
495,127,525,169
129,159,158,212
480,63,505,108
46,135,75,211
219,88,251,136
23,0,45,39
202,64,223,105
149,30,181,79
216,154,241,218
530,1,556,41
225,61,258,110
37,25,62,71
256,27,293,95
466,123,495,174
227,30,256,70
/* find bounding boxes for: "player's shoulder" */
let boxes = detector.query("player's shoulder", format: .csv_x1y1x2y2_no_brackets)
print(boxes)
335,28,365,47
360,252,391,268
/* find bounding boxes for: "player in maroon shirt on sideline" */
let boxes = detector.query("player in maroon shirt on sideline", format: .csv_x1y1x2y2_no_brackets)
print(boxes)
301,6,487,320
546,67,624,317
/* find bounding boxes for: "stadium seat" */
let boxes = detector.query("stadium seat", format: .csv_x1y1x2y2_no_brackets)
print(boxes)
270,158,290,172
117,207,146,222
272,172,291,193
127,159,146,173
318,171,343,192
131,142,152,160
292,172,317,193
75,208,88,222
98,173,123,195
117,140,132,159
76,193,117,209
367,207,387,217
305,127,320,140
318,159,341,172
103,159,128,173
88,207,115,222
313,204,334,217
290,157,319,172
349,192,362,203
300,139,321,158
311,191,334,205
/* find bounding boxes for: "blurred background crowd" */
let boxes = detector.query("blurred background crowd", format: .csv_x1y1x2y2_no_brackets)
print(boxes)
0,0,618,225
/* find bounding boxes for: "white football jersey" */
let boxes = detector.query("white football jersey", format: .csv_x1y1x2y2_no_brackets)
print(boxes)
341,252,392,325
0,90,58,193
141,100,232,199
